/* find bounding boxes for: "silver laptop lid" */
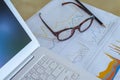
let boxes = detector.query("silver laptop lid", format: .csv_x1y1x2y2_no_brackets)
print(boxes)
0,0,40,79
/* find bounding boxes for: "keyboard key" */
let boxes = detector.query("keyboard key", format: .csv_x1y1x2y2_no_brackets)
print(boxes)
29,68,36,74
52,65,64,77
31,72,39,79
36,66,45,74
42,58,52,69
40,73,48,80
37,56,48,65
71,73,79,80
47,75,56,80
49,61,58,70
45,67,54,74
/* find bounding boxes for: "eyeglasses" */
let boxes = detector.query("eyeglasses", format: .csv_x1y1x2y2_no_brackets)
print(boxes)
39,1,95,41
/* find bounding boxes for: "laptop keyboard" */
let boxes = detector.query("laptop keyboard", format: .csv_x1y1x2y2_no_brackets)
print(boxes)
20,55,80,80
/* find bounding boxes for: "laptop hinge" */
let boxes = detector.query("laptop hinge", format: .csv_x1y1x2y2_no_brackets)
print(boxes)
5,55,34,80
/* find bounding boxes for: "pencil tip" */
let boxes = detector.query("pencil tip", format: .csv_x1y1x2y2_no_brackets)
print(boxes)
102,24,106,28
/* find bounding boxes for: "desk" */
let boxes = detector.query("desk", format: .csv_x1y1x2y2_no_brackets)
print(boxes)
12,0,120,20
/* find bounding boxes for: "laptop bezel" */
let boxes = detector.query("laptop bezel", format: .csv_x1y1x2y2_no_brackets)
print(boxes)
0,0,40,79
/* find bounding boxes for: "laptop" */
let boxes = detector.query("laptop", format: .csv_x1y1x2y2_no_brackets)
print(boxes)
0,0,100,80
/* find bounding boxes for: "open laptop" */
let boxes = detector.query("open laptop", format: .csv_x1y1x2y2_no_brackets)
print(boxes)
0,0,100,80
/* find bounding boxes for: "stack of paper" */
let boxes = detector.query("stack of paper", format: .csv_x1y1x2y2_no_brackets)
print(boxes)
26,0,120,80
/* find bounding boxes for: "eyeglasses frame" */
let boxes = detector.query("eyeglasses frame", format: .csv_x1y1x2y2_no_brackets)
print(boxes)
39,1,95,41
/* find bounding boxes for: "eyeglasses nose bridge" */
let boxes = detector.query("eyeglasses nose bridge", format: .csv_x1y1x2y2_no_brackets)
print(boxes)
72,26,80,32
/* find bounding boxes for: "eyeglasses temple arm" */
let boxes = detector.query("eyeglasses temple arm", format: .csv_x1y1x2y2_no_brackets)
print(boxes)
62,2,90,15
39,13,56,36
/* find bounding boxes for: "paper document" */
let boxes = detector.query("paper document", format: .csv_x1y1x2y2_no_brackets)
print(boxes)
26,0,120,80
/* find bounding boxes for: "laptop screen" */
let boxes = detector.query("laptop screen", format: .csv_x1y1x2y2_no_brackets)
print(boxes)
0,1,31,68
